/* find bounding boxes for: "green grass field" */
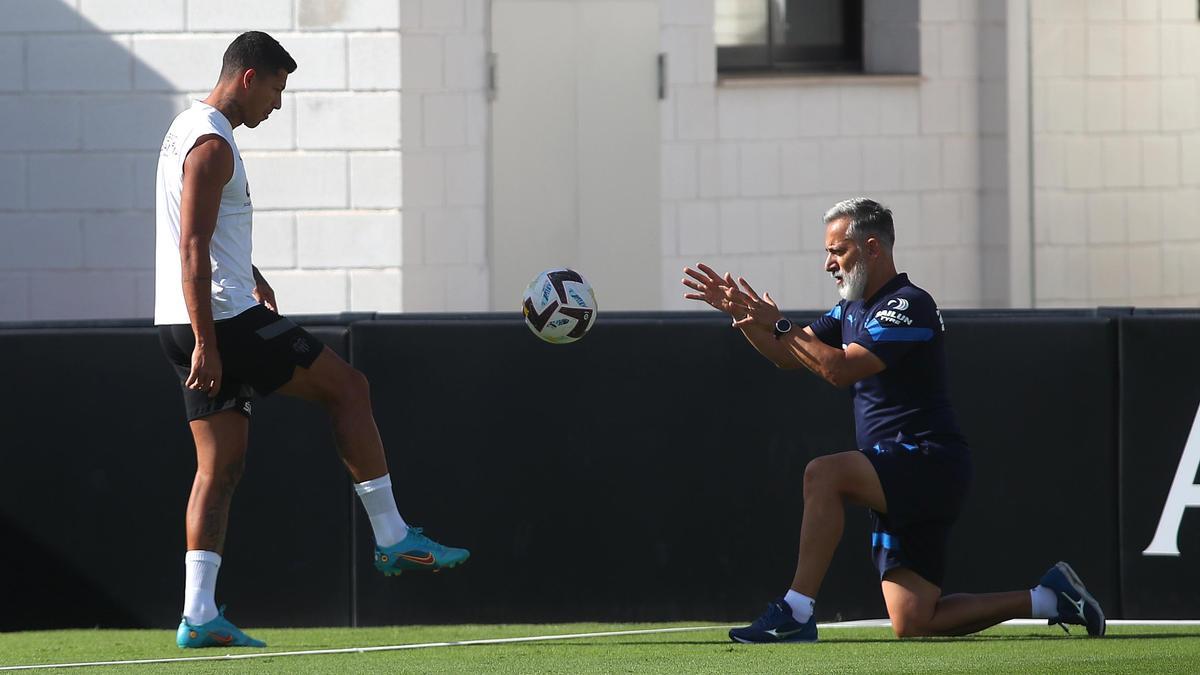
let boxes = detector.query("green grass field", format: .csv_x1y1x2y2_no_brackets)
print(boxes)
3,623,1199,673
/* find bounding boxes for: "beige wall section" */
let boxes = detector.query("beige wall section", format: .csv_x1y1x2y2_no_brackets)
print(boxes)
490,1,577,309
1030,0,1200,307
575,2,662,310
0,1,405,320
490,0,662,311
399,0,491,311
659,0,1007,312
1007,0,1031,308
7,0,1200,320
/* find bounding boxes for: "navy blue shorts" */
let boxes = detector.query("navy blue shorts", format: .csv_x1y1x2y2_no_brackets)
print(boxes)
861,434,972,587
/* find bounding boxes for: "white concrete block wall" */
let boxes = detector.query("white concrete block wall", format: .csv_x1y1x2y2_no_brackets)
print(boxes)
0,0,404,321
661,0,993,311
12,0,1197,320
79,0,186,32
399,0,490,311
976,2,1007,307
1032,0,1200,306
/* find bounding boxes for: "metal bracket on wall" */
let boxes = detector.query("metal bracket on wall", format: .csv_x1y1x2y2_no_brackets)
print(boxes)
657,52,667,99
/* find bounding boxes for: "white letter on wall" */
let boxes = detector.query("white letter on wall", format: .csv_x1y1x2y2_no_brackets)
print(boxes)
1144,404,1200,556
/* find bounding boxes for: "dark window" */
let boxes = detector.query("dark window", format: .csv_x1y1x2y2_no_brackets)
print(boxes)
716,0,863,74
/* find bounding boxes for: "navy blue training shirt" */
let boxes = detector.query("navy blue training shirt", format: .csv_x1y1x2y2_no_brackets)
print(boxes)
806,273,965,449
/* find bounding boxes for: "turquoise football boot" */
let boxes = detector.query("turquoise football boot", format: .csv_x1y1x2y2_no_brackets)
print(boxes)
176,606,266,648
374,527,470,576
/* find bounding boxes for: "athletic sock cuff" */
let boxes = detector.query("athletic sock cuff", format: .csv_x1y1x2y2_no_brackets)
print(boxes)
185,550,222,566
354,474,392,496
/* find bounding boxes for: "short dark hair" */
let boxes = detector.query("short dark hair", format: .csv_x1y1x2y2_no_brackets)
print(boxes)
824,197,895,250
220,31,296,80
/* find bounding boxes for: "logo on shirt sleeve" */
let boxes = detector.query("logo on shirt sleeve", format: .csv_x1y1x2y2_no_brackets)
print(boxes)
875,297,914,326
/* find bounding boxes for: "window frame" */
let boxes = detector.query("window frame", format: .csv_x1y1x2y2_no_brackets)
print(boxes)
717,0,864,75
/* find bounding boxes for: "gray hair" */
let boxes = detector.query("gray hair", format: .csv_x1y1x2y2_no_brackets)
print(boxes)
823,197,895,250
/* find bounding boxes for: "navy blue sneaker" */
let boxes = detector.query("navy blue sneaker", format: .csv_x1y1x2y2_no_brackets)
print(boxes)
729,599,818,644
1039,561,1106,637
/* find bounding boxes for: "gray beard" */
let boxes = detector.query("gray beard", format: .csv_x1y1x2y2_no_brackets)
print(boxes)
838,263,869,301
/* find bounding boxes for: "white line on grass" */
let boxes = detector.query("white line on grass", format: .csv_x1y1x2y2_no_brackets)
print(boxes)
822,619,1200,628
3,620,1199,671
0,625,737,672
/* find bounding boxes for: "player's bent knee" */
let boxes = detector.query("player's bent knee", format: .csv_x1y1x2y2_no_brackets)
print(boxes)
328,365,371,409
346,367,370,400
890,615,929,639
888,602,937,638
802,457,826,494
803,455,843,496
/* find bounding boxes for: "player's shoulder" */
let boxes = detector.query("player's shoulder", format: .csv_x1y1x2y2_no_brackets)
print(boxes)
166,105,230,149
171,103,231,137
188,134,233,160
871,276,938,327
882,275,938,309
198,106,232,132
170,103,209,129
182,133,234,182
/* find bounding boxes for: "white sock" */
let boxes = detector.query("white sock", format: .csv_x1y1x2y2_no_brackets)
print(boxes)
354,474,409,548
1030,585,1057,619
784,589,815,623
183,550,222,626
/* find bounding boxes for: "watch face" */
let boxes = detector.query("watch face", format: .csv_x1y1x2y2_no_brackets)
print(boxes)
775,318,791,333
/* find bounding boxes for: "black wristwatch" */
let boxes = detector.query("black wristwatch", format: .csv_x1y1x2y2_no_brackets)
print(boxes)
773,317,792,340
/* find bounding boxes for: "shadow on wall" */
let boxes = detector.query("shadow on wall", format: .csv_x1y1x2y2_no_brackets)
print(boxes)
0,512,142,631
0,2,185,321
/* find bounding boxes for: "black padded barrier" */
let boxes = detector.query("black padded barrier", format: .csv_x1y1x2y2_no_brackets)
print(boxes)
348,312,1121,625
2,310,1195,630
1118,316,1200,618
349,312,878,625
941,316,1120,615
0,320,354,630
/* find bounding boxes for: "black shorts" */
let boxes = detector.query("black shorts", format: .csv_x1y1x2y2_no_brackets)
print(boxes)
861,434,972,587
158,305,324,421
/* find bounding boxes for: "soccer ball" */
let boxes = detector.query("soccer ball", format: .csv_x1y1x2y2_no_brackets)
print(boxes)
521,268,597,344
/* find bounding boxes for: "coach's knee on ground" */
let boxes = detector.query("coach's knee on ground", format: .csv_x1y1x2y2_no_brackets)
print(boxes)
889,609,932,638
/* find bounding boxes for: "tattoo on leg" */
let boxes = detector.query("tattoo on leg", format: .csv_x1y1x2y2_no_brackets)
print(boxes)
199,502,228,551
195,460,242,551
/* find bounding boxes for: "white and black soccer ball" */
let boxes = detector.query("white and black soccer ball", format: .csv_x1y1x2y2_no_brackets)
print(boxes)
521,268,597,344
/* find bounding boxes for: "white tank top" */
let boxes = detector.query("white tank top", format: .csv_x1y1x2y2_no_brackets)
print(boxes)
154,100,257,325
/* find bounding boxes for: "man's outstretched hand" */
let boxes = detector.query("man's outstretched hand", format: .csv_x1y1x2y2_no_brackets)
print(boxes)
683,262,743,321
729,276,782,331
